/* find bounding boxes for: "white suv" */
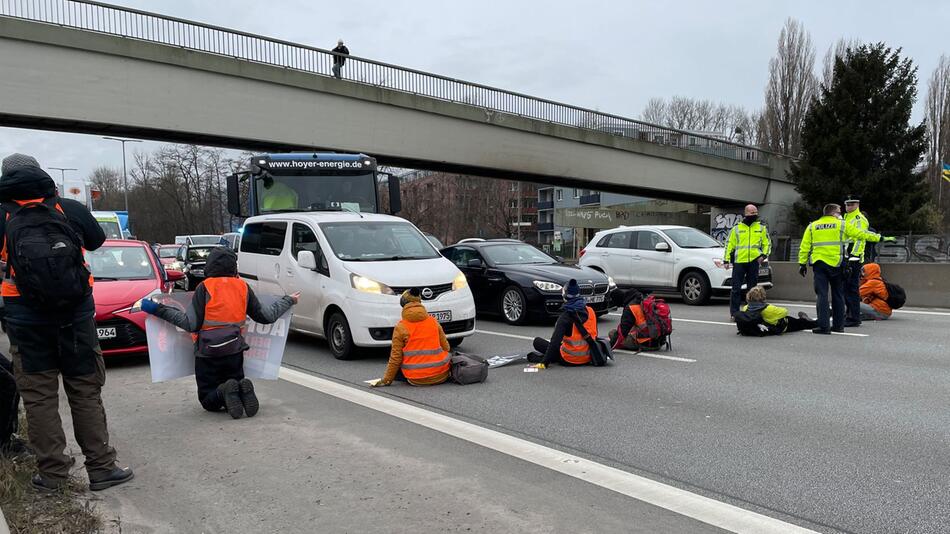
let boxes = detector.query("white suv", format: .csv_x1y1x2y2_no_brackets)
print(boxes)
237,212,476,359
578,225,772,305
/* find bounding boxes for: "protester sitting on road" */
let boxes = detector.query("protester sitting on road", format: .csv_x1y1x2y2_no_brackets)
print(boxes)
0,352,29,458
737,286,817,335
609,288,645,349
859,263,891,321
142,247,298,419
527,279,598,367
373,288,451,387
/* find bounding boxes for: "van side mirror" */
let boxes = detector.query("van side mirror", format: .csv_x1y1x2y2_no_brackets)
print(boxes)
387,175,401,214
467,258,484,269
297,250,317,270
655,242,671,252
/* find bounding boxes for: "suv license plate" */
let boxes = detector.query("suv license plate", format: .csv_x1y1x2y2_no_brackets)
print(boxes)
97,327,117,340
429,311,452,322
585,294,605,304
758,268,770,276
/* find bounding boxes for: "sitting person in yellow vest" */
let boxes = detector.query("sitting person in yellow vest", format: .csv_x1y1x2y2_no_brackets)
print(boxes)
141,248,298,418
374,288,451,386
527,279,597,367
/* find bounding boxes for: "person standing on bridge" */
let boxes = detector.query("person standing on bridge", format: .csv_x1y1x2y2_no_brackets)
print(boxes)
798,203,894,334
332,39,349,79
0,153,133,492
142,247,298,418
843,195,870,327
723,204,771,321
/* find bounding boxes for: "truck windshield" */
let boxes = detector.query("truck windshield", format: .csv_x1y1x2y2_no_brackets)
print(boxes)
97,220,123,239
256,174,377,214
319,221,439,261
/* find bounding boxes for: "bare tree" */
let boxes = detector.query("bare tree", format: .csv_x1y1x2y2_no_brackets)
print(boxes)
760,18,817,156
926,54,950,211
640,97,667,124
822,37,862,89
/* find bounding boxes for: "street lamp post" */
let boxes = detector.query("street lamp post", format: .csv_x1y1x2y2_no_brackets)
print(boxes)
48,166,77,193
103,137,142,213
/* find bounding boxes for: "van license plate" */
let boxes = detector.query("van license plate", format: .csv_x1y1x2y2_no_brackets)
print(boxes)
585,294,605,304
97,327,117,340
429,311,452,322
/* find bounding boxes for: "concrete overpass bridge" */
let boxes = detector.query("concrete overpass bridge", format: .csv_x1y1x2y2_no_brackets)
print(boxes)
0,0,797,230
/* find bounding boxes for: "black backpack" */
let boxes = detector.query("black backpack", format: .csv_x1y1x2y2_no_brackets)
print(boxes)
734,309,771,337
2,198,90,309
883,280,906,310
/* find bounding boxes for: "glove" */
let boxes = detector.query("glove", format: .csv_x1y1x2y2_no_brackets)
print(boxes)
882,236,897,243
799,264,807,278
140,298,159,315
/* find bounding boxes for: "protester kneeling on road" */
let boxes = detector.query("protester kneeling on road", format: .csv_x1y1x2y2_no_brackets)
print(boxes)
142,247,298,418
859,263,891,321
527,279,598,367
735,286,817,336
372,288,451,387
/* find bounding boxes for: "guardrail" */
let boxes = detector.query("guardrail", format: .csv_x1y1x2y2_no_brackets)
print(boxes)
0,0,778,166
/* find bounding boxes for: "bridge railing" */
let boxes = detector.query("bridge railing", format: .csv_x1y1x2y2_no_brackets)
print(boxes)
0,0,776,166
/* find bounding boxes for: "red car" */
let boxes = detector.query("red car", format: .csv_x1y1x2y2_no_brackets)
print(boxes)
86,240,184,356
156,244,184,270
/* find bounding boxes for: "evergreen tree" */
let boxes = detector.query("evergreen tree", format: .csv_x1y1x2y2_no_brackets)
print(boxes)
790,43,933,232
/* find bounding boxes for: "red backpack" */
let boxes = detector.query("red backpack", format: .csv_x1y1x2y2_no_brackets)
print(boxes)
638,295,672,350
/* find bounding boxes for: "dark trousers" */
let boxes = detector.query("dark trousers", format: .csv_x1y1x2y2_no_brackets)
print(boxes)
0,354,19,446
6,317,117,482
195,353,245,412
813,262,845,330
532,337,583,366
730,262,759,315
780,316,818,333
845,261,862,323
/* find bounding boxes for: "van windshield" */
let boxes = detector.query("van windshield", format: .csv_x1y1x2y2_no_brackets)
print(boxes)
97,220,123,239
319,221,439,261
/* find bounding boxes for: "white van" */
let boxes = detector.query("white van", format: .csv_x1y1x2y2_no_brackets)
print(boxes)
237,212,476,359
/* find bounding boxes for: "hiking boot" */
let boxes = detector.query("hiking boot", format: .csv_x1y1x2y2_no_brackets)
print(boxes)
220,379,244,419
812,328,831,335
89,466,134,491
797,311,814,322
526,351,544,363
31,474,67,493
238,378,259,418
832,327,845,333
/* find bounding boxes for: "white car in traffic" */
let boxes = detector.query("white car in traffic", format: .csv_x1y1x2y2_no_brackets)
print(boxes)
237,212,476,359
578,225,772,305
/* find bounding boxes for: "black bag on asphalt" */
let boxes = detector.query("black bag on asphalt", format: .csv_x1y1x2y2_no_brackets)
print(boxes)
883,280,906,310
196,325,247,357
1,198,90,309
450,352,488,384
734,309,770,337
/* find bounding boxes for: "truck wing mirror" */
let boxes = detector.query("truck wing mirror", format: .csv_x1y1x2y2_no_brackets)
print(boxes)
387,175,401,214
226,173,246,217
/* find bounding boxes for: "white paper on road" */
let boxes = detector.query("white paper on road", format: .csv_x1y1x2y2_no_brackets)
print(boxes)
484,354,526,368
145,293,293,383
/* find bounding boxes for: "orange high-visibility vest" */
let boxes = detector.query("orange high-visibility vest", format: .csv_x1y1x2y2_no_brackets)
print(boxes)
399,316,450,381
560,306,597,365
1,198,94,298
191,277,248,341
627,304,652,344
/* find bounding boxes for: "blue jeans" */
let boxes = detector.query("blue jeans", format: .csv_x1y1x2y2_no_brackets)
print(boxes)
729,262,759,315
860,302,888,321
845,260,862,323
813,262,845,330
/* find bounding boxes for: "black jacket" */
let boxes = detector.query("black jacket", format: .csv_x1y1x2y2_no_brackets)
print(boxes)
542,304,590,364
153,248,294,339
0,166,106,325
332,44,349,66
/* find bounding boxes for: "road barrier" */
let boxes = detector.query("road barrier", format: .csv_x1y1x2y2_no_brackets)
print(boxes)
766,262,950,309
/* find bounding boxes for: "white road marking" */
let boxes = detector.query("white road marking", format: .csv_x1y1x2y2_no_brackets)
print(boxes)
279,367,819,534
608,313,869,337
771,302,950,317
473,330,695,362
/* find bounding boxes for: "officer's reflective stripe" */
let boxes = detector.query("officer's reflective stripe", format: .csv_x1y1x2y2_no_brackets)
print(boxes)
401,354,450,369
561,347,589,357
403,348,446,357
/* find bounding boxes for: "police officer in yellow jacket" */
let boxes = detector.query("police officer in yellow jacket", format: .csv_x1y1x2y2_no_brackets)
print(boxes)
843,195,870,327
723,204,771,319
798,203,895,334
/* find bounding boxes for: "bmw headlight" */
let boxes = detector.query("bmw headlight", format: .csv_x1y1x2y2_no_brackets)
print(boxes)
350,274,394,295
452,272,468,290
608,276,616,288
533,280,563,292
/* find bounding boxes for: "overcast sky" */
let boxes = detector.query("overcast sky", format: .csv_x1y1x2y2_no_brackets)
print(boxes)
2,0,948,181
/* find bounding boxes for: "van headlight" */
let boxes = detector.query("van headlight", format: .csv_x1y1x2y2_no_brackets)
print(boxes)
533,280,563,292
452,272,468,290
608,276,616,288
350,274,394,295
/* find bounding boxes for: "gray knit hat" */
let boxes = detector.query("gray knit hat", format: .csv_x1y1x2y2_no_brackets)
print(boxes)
1,153,41,175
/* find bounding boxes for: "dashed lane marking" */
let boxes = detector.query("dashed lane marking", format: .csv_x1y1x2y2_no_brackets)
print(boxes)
279,367,819,534
473,329,696,363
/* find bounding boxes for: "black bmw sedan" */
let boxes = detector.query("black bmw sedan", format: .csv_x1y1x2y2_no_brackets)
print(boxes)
441,240,617,324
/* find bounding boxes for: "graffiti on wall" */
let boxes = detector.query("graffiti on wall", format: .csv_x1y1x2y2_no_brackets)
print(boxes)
791,234,950,263
711,213,741,243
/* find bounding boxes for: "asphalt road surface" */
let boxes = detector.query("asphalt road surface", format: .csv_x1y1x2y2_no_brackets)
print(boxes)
275,299,950,534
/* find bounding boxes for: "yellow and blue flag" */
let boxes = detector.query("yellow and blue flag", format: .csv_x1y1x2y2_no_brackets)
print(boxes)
943,163,950,183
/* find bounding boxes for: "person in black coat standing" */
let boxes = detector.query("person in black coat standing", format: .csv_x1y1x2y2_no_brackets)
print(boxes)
332,39,349,79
